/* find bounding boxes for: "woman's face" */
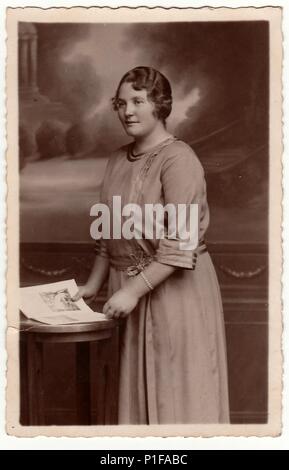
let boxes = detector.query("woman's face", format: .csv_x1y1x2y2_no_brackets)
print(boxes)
116,82,159,140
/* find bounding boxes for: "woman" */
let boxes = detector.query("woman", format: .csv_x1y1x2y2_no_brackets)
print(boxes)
74,66,230,424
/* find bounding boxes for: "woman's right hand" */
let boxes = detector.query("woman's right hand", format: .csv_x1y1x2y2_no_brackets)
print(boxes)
72,284,98,303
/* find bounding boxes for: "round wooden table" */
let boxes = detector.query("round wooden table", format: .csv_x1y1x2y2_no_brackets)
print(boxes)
20,315,119,426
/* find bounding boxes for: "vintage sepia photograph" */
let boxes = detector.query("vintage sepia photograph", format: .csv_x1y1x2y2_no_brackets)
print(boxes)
5,7,282,437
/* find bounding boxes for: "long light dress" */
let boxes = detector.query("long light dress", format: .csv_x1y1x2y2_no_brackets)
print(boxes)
96,136,230,424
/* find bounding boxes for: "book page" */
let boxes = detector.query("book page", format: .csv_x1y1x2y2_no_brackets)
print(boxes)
20,279,106,325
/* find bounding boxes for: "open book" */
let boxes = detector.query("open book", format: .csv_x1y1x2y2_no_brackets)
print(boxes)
20,279,107,325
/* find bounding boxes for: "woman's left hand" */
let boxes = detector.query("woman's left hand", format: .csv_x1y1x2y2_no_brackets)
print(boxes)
103,288,139,319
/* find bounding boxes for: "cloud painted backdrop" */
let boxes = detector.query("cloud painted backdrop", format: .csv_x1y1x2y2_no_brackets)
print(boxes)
20,21,269,243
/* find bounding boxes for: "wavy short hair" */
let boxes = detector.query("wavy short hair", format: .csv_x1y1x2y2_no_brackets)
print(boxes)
112,66,172,122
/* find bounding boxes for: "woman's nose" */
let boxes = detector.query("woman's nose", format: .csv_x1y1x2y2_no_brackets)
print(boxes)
124,103,134,116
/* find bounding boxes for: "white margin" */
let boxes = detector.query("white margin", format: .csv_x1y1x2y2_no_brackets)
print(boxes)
0,0,288,451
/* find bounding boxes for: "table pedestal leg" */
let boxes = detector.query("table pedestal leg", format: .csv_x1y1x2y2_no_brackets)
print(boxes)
104,327,119,424
27,334,45,425
76,342,91,424
20,336,29,425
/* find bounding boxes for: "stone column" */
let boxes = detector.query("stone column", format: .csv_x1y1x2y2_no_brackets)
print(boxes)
20,38,29,88
30,37,38,90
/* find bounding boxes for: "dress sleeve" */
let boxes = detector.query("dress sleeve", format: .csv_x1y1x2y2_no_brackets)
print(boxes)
155,144,205,269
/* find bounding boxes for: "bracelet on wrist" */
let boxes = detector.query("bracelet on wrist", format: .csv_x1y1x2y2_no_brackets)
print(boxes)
139,271,154,291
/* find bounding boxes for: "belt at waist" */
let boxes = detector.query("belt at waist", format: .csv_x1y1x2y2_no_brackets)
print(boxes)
109,241,207,275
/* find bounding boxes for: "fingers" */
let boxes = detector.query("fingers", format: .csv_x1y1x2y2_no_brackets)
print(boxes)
103,302,115,319
72,288,95,303
102,302,110,316
85,295,95,305
72,291,81,302
119,311,129,319
103,302,126,319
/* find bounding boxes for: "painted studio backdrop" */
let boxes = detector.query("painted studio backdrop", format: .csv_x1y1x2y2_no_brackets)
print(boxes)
19,22,269,245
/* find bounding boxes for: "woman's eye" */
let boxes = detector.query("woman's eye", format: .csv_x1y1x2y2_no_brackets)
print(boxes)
134,99,144,105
